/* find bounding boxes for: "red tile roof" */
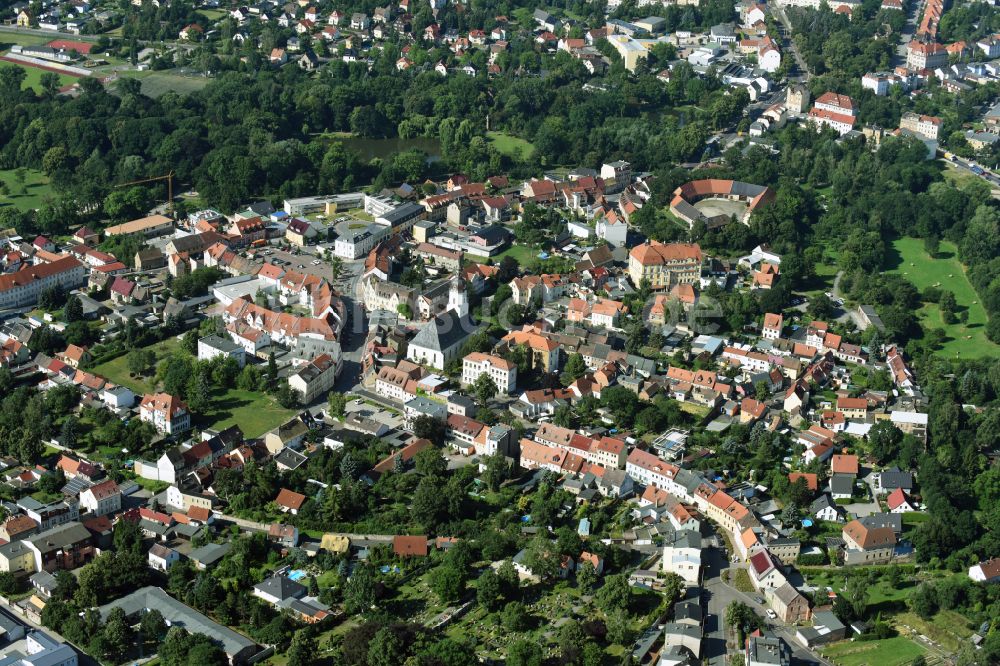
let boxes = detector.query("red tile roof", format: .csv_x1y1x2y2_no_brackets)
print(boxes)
393,535,428,557
0,257,82,293
788,472,818,492
275,488,306,511
830,454,859,475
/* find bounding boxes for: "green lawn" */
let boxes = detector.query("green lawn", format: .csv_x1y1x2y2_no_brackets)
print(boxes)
0,167,54,211
117,70,210,98
468,244,538,266
92,337,293,438
821,636,926,666
487,131,536,160
196,8,227,20
0,33,58,48
346,208,373,222
799,570,914,607
901,512,930,527
884,237,1000,358
942,166,980,189
732,568,754,593
91,338,182,395
195,388,297,439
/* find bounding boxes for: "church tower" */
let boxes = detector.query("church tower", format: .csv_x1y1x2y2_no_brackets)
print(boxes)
447,275,469,317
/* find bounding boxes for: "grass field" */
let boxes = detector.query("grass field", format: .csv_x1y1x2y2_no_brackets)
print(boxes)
92,337,293,438
821,636,926,666
197,8,227,20
91,338,182,395
801,238,841,297
195,388,296,439
0,60,78,92
468,244,539,266
942,165,983,189
884,237,1000,358
732,568,754,593
799,570,914,608
487,131,536,160
0,168,54,211
118,71,210,98
0,33,57,49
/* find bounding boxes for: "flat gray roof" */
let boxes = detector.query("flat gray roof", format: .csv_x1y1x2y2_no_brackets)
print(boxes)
99,587,256,658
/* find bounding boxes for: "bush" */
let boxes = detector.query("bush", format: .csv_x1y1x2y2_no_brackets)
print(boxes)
797,553,828,566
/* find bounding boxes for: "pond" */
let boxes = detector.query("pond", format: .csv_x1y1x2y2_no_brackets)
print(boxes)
337,135,443,162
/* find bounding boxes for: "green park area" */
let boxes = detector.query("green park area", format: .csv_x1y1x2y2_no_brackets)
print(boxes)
884,237,1000,358
92,337,294,438
799,237,841,298
0,167,55,211
92,337,182,396
487,131,536,160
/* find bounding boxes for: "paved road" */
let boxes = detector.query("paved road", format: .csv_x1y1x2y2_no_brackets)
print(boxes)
893,0,923,65
772,7,811,81
0,24,198,52
213,514,395,547
332,257,367,394
830,271,868,330
945,154,1000,192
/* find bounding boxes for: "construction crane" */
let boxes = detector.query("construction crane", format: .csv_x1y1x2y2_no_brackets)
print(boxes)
116,171,175,217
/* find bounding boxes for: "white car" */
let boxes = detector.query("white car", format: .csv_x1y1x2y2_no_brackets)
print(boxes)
312,259,322,265
766,609,777,620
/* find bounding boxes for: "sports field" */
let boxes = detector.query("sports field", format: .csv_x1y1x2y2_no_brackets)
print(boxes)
0,60,78,92
884,237,1000,358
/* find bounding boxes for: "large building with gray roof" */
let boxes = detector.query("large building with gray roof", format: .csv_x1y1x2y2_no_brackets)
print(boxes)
99,586,260,663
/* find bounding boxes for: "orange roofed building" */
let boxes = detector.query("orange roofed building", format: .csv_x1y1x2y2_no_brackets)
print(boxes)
139,393,190,435
628,241,702,290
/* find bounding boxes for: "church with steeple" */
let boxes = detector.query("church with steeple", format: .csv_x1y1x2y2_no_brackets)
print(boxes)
406,275,478,370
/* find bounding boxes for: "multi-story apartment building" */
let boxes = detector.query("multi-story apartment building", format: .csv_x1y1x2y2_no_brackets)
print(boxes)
0,257,87,309
139,393,191,435
899,112,941,140
288,353,340,404
16,497,80,532
906,40,947,70
462,352,517,394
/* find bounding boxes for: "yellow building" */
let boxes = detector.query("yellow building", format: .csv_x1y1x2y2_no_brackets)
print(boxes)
627,241,702,289
321,534,350,554
0,540,35,574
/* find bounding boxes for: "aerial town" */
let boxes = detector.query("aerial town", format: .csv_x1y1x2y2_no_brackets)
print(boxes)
0,0,998,662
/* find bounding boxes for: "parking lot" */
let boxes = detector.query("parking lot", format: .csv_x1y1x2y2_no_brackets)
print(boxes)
256,246,333,279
